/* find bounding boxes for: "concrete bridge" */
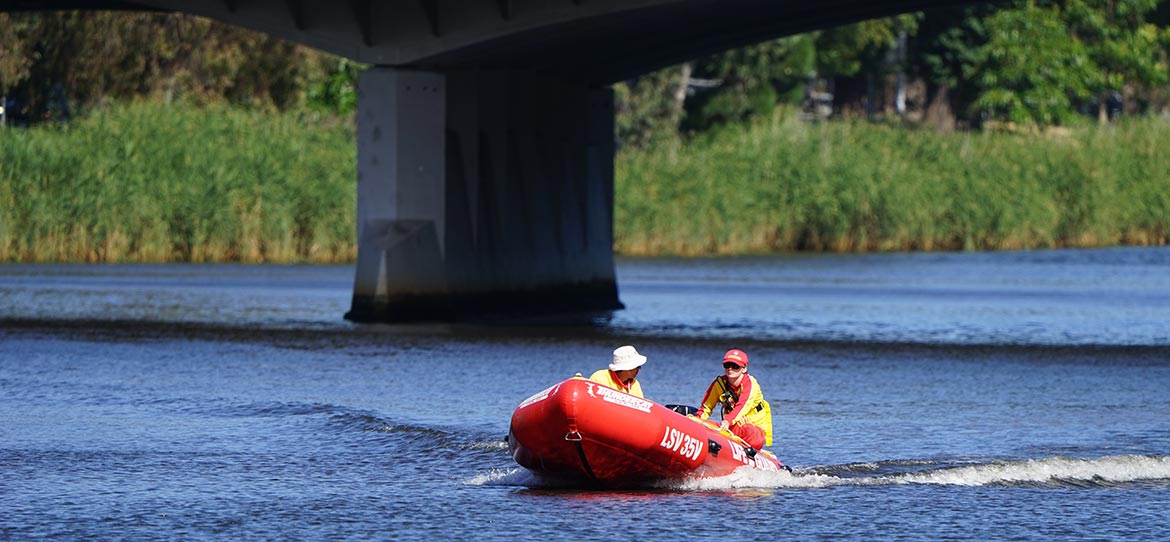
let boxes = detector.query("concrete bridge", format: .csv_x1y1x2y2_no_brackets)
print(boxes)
3,0,978,321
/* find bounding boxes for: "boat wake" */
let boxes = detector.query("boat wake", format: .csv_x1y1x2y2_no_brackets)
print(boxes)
469,454,1170,490
674,454,1170,490
465,468,545,487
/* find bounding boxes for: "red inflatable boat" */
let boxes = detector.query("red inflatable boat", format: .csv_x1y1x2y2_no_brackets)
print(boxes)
507,377,788,487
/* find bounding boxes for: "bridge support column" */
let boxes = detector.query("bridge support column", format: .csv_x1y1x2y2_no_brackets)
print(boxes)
346,67,623,322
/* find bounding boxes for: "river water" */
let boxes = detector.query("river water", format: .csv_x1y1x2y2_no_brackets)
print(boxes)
2,247,1168,541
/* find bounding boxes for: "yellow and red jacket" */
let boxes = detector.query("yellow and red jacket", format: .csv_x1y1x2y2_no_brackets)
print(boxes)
587,369,644,398
698,373,773,446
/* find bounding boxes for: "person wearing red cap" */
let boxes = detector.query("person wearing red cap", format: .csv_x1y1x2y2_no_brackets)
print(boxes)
588,345,647,398
697,349,773,449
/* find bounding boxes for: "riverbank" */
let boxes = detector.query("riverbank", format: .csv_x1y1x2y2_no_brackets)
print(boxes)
2,103,1167,262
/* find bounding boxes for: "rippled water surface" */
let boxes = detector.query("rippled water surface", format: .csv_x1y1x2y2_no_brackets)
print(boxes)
2,247,1169,541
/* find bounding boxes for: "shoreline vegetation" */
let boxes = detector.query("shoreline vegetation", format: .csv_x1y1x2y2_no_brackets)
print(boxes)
1,103,356,263
2,103,1168,263
616,109,1170,255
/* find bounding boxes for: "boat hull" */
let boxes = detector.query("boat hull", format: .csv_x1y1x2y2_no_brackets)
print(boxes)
507,378,785,487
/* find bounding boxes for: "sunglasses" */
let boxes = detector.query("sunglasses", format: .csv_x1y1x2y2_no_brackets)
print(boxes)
723,362,744,370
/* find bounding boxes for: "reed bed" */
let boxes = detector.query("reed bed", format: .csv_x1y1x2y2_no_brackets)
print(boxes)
0,102,356,263
615,110,1170,255
3,104,1168,262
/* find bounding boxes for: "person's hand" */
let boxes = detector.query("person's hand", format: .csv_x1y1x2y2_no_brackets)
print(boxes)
719,420,730,432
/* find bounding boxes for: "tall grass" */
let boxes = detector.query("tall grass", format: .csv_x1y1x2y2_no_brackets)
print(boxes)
615,109,1170,255
4,103,1168,262
0,102,356,263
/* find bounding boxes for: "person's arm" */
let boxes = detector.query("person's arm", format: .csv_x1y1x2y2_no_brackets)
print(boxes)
697,379,719,419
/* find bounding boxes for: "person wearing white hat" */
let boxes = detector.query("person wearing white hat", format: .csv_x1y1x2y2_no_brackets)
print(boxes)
588,345,647,398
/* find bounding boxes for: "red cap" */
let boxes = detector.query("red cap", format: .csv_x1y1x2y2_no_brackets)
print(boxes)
723,349,748,368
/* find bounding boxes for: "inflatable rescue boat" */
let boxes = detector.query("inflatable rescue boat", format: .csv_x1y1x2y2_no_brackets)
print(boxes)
507,377,788,487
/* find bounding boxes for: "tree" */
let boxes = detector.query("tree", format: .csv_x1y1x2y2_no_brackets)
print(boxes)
814,15,921,117
909,5,998,130
0,15,34,98
968,0,1170,127
681,34,816,132
1063,0,1170,123
614,67,686,149
967,3,1097,126
0,11,336,120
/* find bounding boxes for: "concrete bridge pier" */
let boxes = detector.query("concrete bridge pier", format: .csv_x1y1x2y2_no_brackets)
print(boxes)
345,67,623,322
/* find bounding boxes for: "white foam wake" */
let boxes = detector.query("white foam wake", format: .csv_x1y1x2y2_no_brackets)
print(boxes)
895,454,1170,487
466,455,1170,490
464,468,536,486
680,454,1170,490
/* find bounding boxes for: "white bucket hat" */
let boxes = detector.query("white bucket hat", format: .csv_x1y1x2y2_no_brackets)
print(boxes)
610,345,647,371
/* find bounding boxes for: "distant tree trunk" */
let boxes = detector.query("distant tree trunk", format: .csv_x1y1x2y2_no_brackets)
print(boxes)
924,83,956,133
894,28,907,118
1122,84,1139,116
165,74,177,104
1097,92,1109,125
866,73,876,117
670,62,692,130
895,72,906,117
667,62,691,161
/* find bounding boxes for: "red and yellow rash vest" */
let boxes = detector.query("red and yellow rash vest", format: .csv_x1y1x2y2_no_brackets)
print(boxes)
698,374,773,446
587,369,644,398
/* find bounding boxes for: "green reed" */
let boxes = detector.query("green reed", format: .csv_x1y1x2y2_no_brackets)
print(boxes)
615,110,1170,255
3,103,1168,263
0,102,356,263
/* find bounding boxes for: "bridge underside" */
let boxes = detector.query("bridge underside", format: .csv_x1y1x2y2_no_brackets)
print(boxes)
3,0,991,321
1,0,982,84
345,68,621,322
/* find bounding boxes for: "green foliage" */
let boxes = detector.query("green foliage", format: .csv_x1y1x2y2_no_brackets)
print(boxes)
0,14,34,93
912,7,990,89
968,0,1170,126
615,111,1170,255
0,11,337,119
683,35,816,131
7,6,1169,136
815,15,920,78
614,67,686,149
968,4,1097,125
0,102,356,263
4,100,1168,262
1065,0,1170,118
4,6,1170,262
307,58,366,115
